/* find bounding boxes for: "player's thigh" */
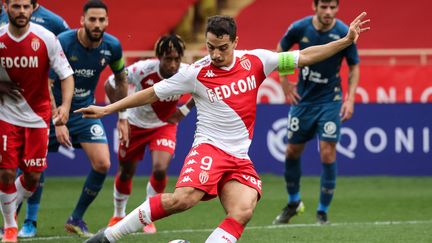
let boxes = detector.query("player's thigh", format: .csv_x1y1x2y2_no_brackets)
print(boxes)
287,106,317,144
81,142,110,172
0,120,23,170
118,125,150,163
220,180,258,225
21,127,49,173
148,123,177,169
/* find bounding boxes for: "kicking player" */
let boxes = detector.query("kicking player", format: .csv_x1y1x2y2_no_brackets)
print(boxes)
273,0,360,225
0,0,74,242
48,0,127,237
79,13,370,243
0,0,70,238
105,34,194,234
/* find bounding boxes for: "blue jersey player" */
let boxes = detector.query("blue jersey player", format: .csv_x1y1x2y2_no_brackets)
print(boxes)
273,0,360,225
0,0,70,238
49,0,128,237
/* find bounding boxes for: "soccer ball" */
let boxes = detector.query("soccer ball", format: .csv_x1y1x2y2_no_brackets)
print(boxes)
168,240,190,243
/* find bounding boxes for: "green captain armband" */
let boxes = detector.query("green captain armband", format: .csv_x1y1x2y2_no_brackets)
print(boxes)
278,52,296,75
110,57,126,74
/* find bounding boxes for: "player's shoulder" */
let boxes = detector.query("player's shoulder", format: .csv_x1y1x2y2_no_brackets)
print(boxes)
132,58,159,73
333,19,349,34
292,16,314,29
191,55,211,70
57,29,77,42
102,32,121,47
29,22,56,39
0,24,7,35
35,5,63,19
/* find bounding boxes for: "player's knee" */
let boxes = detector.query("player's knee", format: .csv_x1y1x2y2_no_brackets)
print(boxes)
171,188,201,212
92,160,111,173
320,148,336,163
230,207,254,225
23,172,41,188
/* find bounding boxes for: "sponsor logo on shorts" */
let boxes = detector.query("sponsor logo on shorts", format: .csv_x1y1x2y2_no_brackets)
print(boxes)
90,124,105,140
180,176,192,183
24,158,46,167
182,167,194,175
189,150,199,156
156,138,175,149
242,174,262,190
323,121,337,138
186,159,197,165
199,170,209,184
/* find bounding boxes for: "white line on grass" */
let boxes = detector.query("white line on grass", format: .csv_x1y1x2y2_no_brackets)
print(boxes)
19,219,432,242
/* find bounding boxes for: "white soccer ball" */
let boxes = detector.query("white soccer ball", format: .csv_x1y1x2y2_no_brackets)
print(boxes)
168,240,190,243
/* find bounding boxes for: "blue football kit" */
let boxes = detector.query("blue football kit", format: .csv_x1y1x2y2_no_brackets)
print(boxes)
279,16,359,143
49,30,125,151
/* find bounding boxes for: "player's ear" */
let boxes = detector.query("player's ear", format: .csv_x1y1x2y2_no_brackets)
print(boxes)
312,1,317,12
233,36,239,49
80,15,85,27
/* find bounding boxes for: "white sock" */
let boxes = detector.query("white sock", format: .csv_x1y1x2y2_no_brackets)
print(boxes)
113,186,129,218
205,228,237,243
145,181,157,201
15,176,33,207
0,190,18,228
105,199,152,242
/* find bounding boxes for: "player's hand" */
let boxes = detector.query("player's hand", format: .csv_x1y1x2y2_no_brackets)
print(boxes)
340,99,354,122
74,105,107,119
166,109,185,124
347,12,370,43
282,80,300,105
117,119,130,148
0,81,22,104
53,105,69,126
55,125,72,148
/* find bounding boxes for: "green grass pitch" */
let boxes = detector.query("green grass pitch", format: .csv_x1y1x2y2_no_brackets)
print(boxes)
14,175,432,242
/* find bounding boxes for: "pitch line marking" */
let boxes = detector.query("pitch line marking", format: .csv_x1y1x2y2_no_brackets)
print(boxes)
19,219,432,241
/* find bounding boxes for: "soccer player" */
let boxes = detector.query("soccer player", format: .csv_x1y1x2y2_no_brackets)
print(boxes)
273,0,360,225
0,0,71,238
0,0,74,242
105,34,195,234
79,13,369,243
48,0,127,237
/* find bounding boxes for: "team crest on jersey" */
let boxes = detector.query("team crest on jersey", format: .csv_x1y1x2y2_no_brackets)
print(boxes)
70,55,79,62
240,57,251,71
301,36,310,43
199,170,209,184
31,38,40,51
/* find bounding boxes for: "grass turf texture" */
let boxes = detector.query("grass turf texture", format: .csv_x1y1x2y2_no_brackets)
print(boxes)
13,175,432,242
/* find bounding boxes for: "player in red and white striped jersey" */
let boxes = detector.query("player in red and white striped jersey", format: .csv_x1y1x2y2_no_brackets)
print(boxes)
104,35,194,233
80,13,370,243
0,0,74,241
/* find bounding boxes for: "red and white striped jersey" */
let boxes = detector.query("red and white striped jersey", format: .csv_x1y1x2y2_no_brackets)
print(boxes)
154,49,299,159
0,23,73,128
108,59,188,128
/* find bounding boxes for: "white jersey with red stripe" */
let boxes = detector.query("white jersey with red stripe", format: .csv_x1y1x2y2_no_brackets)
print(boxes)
109,59,188,129
154,49,298,159
0,23,73,128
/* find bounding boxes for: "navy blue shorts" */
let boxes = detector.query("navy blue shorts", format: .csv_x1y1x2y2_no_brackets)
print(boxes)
49,113,108,152
287,102,342,144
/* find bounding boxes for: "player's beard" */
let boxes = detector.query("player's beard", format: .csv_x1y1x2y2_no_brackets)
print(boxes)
8,14,30,28
84,26,104,42
317,15,334,27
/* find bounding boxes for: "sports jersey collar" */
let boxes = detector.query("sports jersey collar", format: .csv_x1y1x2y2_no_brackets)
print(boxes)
6,22,32,42
218,55,236,71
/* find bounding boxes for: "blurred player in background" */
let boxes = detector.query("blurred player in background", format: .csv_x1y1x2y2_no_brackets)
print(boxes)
48,0,127,237
79,12,369,243
0,0,70,238
273,0,360,225
105,34,195,234
0,0,74,241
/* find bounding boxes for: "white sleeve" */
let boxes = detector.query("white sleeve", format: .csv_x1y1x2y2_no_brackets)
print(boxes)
48,36,73,80
153,65,197,99
108,61,144,88
250,49,299,77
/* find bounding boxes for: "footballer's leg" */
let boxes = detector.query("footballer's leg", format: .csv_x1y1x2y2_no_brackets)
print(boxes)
108,160,138,227
206,180,258,243
65,142,110,237
87,187,204,243
317,141,337,224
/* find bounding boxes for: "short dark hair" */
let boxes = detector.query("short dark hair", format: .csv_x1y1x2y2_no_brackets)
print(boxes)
314,0,339,6
83,0,108,13
155,34,186,57
5,0,37,6
205,15,237,42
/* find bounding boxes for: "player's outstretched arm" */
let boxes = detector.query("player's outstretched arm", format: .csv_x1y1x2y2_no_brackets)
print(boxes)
298,12,370,67
75,86,159,119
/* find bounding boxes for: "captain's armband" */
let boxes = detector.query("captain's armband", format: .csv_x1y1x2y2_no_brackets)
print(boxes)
278,51,299,75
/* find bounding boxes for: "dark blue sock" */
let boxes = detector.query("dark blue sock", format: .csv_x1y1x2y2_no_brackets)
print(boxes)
26,171,45,222
284,157,302,203
318,161,337,213
71,169,106,220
